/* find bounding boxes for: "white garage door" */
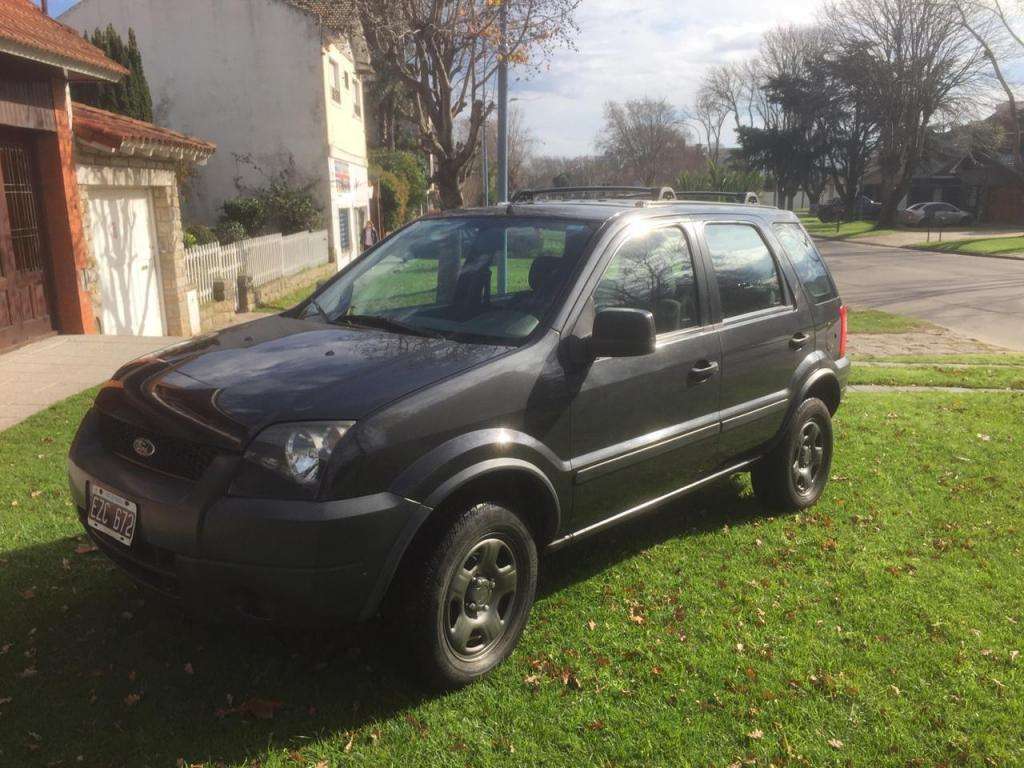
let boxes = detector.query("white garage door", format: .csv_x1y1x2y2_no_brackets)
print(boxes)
87,188,165,336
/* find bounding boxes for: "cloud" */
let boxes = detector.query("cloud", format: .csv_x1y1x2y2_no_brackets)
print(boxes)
513,0,821,156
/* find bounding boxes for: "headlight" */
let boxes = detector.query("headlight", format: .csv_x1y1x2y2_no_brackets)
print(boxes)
231,421,354,499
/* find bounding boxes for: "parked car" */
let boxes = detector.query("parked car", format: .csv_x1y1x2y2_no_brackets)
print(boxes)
817,195,882,223
899,202,973,227
69,192,850,689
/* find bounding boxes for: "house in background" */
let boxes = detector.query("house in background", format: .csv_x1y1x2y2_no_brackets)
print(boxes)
60,0,375,266
73,102,215,337
0,0,127,350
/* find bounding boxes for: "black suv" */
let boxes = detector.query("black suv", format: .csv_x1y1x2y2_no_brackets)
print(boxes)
69,194,849,688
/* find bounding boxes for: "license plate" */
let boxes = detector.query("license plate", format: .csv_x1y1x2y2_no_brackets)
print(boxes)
87,484,138,546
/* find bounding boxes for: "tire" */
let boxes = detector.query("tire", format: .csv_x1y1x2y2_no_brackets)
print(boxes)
751,397,833,512
397,502,538,690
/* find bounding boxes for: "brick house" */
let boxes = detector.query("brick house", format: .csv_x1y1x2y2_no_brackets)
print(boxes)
0,0,127,350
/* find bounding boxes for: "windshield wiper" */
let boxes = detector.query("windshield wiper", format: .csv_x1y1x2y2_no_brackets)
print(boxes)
332,314,442,338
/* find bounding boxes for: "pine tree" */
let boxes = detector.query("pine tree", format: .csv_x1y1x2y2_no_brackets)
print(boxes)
72,25,154,122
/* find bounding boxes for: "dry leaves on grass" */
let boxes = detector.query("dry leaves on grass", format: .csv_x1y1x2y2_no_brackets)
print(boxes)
216,697,283,720
75,544,98,555
124,693,141,707
747,729,764,740
828,738,844,749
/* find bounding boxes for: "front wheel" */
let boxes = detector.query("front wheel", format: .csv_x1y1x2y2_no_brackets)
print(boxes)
751,397,833,512
398,502,538,690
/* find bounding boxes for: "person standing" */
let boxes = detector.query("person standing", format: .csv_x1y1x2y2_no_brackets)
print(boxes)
362,219,379,252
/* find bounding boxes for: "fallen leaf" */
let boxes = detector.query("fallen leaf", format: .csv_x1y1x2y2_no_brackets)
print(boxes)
75,544,98,555
217,698,283,720
828,738,844,749
183,663,194,675
586,720,605,731
0,697,12,705
18,667,36,679
748,729,764,740
20,588,35,600
124,693,141,707
587,619,596,631
977,433,991,442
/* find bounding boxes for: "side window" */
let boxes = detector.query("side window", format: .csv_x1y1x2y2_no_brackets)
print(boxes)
329,61,341,103
773,222,837,303
595,227,700,334
704,223,785,318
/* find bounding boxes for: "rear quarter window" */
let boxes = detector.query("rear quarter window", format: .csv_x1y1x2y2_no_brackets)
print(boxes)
772,222,838,303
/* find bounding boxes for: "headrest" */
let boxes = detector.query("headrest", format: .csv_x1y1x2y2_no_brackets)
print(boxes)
529,256,563,292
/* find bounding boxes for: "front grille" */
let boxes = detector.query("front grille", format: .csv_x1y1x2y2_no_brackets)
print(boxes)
98,412,219,481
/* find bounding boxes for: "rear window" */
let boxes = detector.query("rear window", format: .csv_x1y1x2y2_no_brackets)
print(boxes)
772,222,837,303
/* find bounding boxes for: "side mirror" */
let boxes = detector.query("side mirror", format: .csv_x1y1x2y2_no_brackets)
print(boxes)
589,308,656,358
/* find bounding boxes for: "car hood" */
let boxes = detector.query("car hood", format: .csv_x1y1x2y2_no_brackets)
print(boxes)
95,315,508,449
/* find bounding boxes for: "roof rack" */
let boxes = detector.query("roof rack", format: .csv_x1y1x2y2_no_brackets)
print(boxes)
510,186,677,203
674,190,762,204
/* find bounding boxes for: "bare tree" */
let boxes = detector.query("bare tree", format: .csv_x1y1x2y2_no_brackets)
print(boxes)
597,98,690,186
823,0,985,225
352,0,580,209
691,85,729,169
945,0,1023,173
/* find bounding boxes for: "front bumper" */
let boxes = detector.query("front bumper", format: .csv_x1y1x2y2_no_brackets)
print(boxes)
68,409,430,623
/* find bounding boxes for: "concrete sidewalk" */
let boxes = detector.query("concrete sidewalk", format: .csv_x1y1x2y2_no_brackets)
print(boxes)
0,335,179,432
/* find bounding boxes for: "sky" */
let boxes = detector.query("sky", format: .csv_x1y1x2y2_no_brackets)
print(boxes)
42,0,822,156
510,0,821,156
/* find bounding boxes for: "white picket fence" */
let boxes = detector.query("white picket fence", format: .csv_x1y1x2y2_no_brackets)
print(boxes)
184,230,330,304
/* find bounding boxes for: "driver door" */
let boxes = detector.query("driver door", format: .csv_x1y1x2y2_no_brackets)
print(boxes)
568,223,722,532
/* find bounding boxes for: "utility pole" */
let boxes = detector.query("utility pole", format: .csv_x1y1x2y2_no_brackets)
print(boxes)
496,0,509,294
481,119,489,207
496,0,509,204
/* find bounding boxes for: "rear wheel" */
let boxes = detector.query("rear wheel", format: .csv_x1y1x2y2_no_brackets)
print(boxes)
398,502,537,690
751,398,833,512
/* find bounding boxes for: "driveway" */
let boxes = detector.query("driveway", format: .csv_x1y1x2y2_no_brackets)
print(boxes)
818,240,1024,351
0,335,178,431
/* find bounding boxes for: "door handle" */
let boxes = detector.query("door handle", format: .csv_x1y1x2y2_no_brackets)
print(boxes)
689,360,719,381
790,332,810,349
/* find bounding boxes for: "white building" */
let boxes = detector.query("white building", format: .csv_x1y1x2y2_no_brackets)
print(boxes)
60,0,373,266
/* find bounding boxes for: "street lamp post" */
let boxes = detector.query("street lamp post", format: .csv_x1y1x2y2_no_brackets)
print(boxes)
496,0,509,294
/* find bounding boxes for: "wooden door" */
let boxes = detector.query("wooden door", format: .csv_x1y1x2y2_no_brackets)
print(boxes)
0,138,54,349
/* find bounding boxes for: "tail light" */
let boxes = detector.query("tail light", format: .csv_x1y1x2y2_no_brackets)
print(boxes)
838,305,848,358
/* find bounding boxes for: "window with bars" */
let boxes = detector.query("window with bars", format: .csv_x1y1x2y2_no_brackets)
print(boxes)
0,143,44,274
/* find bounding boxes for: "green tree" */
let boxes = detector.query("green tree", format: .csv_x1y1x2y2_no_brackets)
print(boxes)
370,150,427,212
72,25,153,122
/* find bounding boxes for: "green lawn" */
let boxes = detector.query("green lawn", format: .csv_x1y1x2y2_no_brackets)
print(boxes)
910,236,1024,257
257,259,537,315
2,388,1024,766
797,216,900,240
847,308,934,334
851,363,1024,389
856,353,1024,366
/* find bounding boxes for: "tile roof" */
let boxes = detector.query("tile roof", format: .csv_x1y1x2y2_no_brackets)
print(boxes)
282,0,371,72
73,101,215,161
0,0,128,81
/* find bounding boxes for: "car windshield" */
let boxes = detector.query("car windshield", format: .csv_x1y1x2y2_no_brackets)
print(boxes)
301,216,597,345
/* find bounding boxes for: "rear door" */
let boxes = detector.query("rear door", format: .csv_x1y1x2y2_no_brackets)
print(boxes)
697,220,814,459
568,221,721,531
773,221,843,359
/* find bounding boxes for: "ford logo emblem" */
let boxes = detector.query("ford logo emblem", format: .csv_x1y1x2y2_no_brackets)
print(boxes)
132,437,156,458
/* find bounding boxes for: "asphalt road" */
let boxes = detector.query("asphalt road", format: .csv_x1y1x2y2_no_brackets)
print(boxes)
817,239,1024,351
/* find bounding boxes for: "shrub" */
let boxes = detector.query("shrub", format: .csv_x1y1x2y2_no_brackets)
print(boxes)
370,150,427,213
259,176,322,234
374,170,409,233
185,223,218,246
220,196,267,235
216,219,246,244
